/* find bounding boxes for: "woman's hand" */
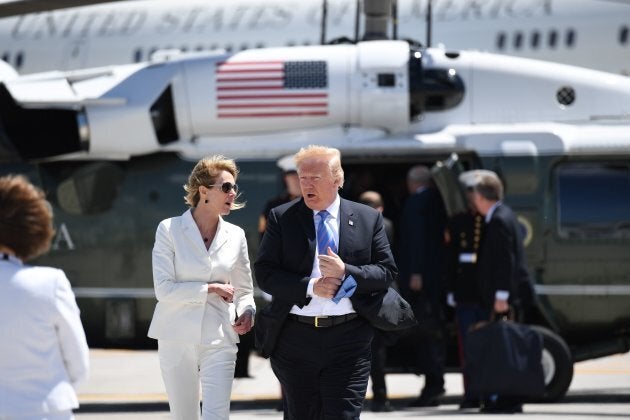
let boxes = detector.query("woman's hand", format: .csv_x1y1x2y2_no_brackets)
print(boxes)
208,283,235,303
233,310,254,335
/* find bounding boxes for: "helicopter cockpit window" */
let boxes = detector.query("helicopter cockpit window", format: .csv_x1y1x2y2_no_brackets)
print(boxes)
556,163,630,239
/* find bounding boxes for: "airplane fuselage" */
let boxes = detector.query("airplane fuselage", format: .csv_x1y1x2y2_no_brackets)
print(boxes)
0,0,629,75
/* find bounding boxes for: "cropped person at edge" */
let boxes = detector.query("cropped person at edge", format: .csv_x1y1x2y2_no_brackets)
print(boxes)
0,174,90,420
148,155,256,420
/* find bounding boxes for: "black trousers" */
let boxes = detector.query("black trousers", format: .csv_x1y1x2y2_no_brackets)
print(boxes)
370,331,388,401
270,316,373,420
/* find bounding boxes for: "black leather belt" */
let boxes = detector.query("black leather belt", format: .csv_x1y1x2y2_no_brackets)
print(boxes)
288,313,358,328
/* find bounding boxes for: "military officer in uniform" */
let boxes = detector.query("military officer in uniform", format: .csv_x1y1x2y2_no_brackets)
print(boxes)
445,171,486,409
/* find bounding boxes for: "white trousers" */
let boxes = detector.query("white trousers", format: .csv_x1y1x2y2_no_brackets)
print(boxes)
158,340,237,420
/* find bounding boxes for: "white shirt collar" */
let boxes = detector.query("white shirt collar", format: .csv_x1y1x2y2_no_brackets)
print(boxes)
313,194,341,220
1,253,23,266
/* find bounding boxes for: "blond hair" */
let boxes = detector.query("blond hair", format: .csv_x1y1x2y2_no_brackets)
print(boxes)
183,155,245,209
294,145,344,188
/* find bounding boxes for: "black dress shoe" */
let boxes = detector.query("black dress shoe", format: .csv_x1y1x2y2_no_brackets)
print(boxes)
408,388,445,407
372,399,394,412
480,401,523,414
458,399,481,409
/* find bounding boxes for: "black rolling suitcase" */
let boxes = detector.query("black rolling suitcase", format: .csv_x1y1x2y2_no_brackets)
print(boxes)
464,319,545,399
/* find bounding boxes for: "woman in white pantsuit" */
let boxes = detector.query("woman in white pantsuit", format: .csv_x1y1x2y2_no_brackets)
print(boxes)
0,175,90,420
148,155,256,420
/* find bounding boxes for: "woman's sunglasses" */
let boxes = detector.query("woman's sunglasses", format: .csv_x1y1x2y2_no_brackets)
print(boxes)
207,182,239,194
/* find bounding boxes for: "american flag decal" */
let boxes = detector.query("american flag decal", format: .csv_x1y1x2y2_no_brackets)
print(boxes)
215,60,329,118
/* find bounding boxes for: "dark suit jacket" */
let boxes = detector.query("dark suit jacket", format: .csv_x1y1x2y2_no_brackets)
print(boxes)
397,187,447,302
476,203,526,310
254,197,399,357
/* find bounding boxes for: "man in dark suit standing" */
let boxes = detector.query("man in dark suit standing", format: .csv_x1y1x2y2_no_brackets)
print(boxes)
255,145,398,420
397,165,447,407
469,170,526,413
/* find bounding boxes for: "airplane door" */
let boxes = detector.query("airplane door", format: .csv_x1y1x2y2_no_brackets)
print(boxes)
431,152,468,217
62,40,88,70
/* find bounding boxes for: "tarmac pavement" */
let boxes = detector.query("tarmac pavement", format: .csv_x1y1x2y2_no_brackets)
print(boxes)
75,349,630,419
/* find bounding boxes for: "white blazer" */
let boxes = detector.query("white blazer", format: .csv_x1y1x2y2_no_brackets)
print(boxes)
148,209,256,344
0,256,90,417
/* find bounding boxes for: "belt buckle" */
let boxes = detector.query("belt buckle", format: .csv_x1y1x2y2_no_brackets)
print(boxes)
314,315,328,328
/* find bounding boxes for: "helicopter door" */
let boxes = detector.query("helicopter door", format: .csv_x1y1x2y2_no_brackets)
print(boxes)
431,152,468,217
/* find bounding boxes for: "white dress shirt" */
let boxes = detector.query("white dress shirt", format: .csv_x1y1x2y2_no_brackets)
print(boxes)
290,195,355,316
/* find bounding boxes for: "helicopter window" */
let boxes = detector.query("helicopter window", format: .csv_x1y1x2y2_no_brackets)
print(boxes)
548,30,558,49
496,32,506,50
565,29,576,48
620,26,628,45
556,164,630,239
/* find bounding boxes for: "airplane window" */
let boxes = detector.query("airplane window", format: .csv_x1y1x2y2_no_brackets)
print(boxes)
225,45,233,52
514,32,523,49
556,163,630,239
548,30,558,49
133,49,143,63
496,32,506,50
210,44,219,50
1,52,8,63
565,29,576,48
180,46,188,52
255,42,265,49
287,41,296,46
240,44,248,51
195,45,204,51
530,31,540,49
620,26,628,45
15,51,23,69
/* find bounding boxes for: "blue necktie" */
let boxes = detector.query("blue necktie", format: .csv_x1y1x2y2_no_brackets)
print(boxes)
317,210,337,255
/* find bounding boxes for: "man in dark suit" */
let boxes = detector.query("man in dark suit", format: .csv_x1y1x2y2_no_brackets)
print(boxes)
397,165,447,407
255,145,398,420
358,190,394,412
469,170,527,413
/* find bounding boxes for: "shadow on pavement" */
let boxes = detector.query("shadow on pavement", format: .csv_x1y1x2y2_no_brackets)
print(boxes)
75,391,630,413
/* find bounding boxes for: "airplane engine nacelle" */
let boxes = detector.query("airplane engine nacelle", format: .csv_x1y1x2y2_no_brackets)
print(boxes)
178,41,414,139
0,42,420,161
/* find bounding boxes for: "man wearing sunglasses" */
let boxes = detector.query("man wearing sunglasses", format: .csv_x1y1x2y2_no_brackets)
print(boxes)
255,145,401,420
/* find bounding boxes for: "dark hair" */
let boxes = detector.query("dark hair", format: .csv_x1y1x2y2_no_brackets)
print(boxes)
0,175,54,260
358,190,383,209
